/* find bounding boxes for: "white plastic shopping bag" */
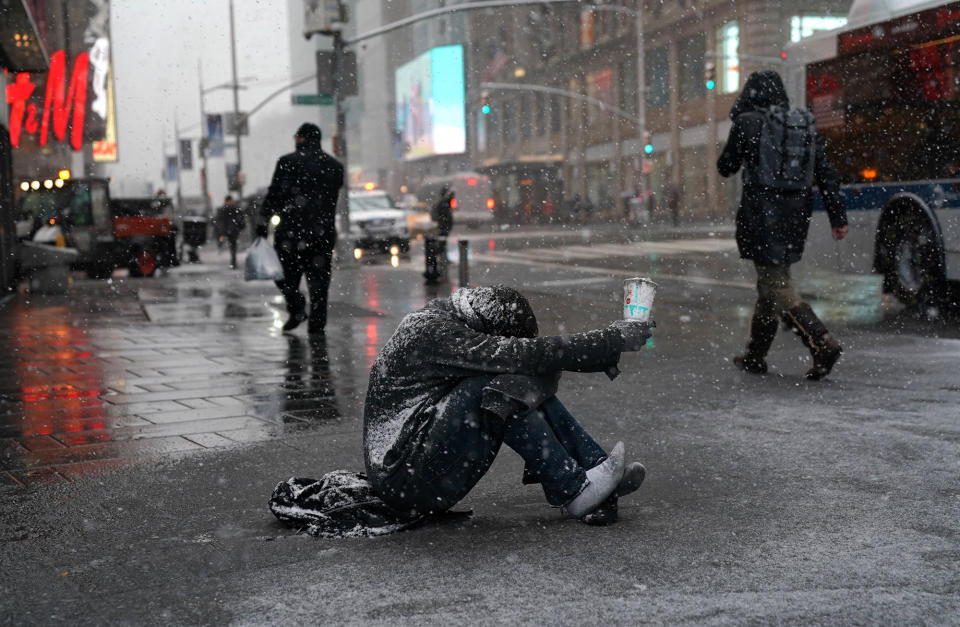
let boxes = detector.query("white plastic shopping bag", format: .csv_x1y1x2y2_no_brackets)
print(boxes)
244,237,285,281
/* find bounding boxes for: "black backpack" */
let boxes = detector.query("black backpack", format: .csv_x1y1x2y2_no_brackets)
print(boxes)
755,106,816,191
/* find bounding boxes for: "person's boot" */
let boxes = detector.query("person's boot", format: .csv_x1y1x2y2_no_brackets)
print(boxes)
282,310,307,332
733,311,778,374
783,303,843,380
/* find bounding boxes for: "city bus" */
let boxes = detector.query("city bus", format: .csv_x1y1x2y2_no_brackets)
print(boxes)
785,0,960,308
417,172,496,230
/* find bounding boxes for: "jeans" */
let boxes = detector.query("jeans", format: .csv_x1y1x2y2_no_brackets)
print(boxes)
377,376,607,515
274,241,333,329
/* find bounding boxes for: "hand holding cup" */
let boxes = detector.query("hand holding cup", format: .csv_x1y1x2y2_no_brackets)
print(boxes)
610,319,655,351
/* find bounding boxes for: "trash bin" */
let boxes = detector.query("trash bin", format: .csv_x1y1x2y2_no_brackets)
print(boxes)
181,216,208,263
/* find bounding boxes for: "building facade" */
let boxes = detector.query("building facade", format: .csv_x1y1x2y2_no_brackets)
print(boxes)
468,0,852,223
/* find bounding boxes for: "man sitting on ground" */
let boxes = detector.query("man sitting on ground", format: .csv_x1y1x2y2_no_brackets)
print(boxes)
363,285,654,525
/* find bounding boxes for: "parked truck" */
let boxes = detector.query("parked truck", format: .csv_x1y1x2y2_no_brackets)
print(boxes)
15,176,178,279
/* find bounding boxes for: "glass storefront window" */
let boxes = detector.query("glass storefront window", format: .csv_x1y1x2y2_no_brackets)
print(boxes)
791,15,848,42
646,46,669,109
679,33,706,102
717,21,739,94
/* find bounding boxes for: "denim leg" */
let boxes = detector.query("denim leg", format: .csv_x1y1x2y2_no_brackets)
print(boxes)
539,397,608,469
502,396,604,507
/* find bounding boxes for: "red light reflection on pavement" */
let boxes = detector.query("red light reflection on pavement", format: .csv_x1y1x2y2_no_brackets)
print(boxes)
364,272,380,310
7,302,109,456
365,322,379,367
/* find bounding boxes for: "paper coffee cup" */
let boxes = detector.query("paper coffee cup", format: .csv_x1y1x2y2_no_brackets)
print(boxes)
623,277,657,322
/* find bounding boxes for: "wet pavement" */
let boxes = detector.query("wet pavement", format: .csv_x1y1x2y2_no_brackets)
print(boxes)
2,223,959,624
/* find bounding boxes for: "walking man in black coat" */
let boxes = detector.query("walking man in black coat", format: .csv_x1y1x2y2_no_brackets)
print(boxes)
261,123,344,335
718,71,849,380
364,285,654,525
215,195,246,269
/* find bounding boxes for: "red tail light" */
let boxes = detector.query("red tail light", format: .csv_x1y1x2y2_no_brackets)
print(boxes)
450,198,458,209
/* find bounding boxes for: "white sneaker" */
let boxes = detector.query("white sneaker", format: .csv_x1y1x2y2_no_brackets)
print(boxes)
565,442,625,518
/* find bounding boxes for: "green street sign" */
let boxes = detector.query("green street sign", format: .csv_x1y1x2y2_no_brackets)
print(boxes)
291,94,334,106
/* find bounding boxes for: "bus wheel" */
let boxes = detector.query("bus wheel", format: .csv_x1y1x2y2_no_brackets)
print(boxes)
886,214,944,307
130,248,157,277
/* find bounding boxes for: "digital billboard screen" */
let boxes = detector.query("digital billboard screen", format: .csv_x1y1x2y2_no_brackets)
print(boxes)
395,45,466,159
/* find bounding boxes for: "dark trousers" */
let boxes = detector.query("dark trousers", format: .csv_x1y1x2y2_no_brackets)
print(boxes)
377,376,606,516
424,236,447,283
227,235,239,268
753,262,802,323
274,241,333,330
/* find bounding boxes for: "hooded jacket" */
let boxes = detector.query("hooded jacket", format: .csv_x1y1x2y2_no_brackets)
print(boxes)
717,71,847,265
263,132,345,252
363,286,623,490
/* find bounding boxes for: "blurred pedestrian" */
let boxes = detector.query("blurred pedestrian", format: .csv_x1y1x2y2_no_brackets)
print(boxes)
424,185,454,285
260,123,344,335
363,285,654,525
215,195,246,268
665,181,681,227
718,70,848,380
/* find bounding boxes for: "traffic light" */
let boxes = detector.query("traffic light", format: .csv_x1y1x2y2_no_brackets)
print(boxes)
704,62,716,90
643,131,653,155
480,91,491,115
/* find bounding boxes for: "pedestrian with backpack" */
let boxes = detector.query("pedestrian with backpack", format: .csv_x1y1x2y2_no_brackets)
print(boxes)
717,70,849,380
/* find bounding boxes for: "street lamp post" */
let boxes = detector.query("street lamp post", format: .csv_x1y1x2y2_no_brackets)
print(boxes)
229,0,243,202
198,60,212,217
333,17,350,262
635,8,648,207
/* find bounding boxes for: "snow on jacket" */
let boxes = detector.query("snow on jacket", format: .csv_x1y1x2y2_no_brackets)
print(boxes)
363,286,624,489
717,70,847,265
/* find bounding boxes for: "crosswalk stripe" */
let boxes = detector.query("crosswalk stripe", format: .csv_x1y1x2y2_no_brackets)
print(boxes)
481,238,738,264
471,252,755,290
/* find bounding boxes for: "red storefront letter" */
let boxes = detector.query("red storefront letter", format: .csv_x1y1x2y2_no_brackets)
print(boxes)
39,50,90,150
5,73,36,148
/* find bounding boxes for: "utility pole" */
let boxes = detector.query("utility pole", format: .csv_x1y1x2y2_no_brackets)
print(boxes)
635,6,648,207
333,4,350,262
229,0,244,202
174,112,184,215
198,59,212,217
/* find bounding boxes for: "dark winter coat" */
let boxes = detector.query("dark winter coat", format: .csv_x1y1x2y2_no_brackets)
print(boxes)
215,203,246,239
717,71,847,265
263,135,344,253
431,193,454,236
363,286,624,492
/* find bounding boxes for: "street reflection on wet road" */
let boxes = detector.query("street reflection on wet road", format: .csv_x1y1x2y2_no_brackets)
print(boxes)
2,232,955,491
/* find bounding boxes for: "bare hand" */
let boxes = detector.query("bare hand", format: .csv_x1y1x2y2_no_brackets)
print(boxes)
832,225,849,241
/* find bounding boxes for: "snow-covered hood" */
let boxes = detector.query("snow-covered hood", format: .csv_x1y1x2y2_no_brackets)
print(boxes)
447,285,538,338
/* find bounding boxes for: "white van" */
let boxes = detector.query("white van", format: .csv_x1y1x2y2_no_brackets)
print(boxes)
418,172,496,230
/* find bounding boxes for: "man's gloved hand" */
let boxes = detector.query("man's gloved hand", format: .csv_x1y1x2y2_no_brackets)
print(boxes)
609,319,655,351
255,223,269,238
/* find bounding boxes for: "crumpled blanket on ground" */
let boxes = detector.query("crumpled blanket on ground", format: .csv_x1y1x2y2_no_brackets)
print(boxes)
269,470,471,538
